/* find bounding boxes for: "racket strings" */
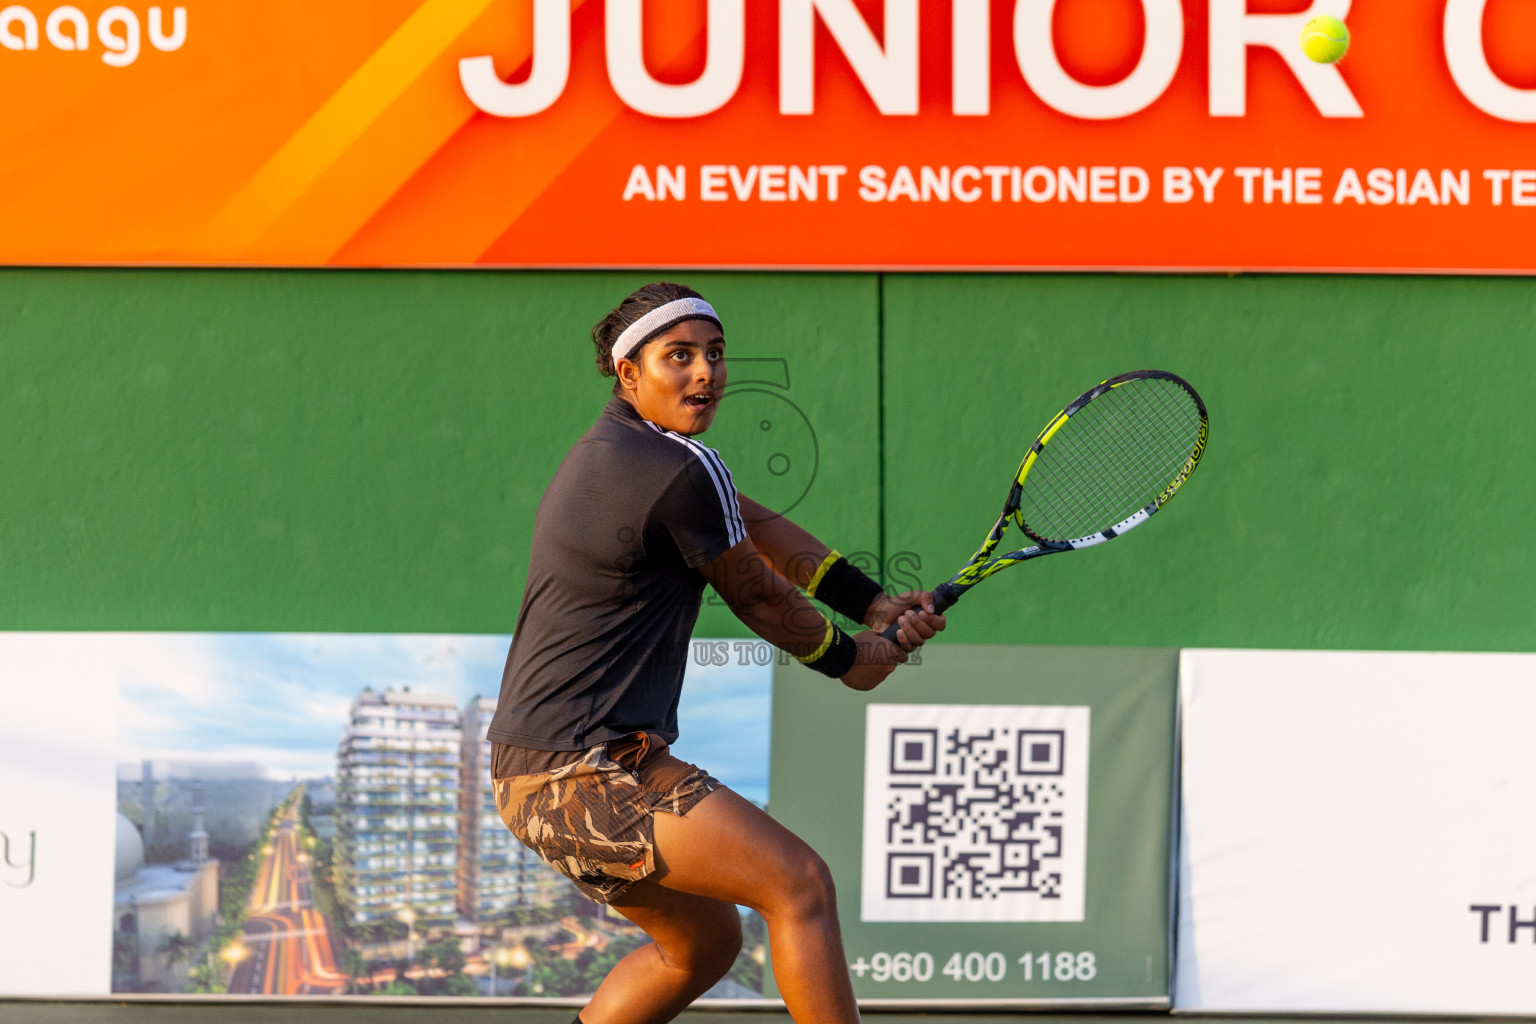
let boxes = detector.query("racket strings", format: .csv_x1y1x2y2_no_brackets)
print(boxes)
1045,388,1195,527
1025,416,1184,539
1025,428,1159,539
1025,399,1162,527
1029,384,1196,535
1072,388,1191,510
1018,379,1202,542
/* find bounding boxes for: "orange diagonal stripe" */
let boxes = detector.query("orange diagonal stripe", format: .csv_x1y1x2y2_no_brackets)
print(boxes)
332,76,625,265
198,0,515,261
337,5,705,266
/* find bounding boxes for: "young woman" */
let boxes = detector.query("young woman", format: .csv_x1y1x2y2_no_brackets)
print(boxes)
486,282,945,1024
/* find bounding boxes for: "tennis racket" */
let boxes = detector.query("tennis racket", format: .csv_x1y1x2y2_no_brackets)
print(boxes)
880,370,1208,642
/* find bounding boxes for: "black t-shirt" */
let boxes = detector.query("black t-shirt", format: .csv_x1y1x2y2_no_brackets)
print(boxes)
487,398,747,751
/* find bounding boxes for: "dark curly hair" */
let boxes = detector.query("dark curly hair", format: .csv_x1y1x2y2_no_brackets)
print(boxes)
592,282,713,392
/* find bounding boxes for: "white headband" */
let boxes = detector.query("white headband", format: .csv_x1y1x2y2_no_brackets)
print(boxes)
611,298,721,362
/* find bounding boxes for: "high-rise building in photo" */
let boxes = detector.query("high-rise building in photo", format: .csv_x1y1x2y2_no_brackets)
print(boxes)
335,689,462,930
457,696,570,924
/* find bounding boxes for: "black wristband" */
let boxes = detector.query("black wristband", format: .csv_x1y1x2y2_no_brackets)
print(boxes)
801,623,858,679
808,555,885,625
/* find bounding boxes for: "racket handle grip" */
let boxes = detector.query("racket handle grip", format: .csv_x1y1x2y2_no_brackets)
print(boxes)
877,582,960,644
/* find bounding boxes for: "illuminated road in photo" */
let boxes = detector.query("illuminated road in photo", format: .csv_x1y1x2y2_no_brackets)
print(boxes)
228,790,346,995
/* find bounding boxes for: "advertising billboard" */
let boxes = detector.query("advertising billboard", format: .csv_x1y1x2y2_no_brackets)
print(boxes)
769,643,1180,1007
4,0,1536,270
1177,648,1536,1014
0,632,773,1002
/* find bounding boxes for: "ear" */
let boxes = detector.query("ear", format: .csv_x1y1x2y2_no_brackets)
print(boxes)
615,356,642,392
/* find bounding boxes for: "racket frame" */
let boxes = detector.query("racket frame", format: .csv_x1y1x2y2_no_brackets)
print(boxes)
886,370,1208,636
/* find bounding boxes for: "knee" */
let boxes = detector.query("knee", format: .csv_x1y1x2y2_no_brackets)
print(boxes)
772,850,838,922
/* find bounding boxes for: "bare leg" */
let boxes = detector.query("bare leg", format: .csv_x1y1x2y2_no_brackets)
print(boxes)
582,886,741,1024
583,787,859,1024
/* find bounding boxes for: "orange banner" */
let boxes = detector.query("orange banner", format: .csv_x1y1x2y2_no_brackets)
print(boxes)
4,0,1536,271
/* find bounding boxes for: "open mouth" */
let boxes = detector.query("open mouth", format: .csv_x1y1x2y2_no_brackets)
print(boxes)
684,393,715,411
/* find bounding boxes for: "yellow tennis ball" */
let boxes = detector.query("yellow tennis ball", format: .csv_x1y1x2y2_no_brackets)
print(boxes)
1300,15,1350,64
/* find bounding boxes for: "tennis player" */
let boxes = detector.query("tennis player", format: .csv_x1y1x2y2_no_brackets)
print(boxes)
486,282,945,1023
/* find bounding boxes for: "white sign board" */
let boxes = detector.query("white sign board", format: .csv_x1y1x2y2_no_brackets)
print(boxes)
0,634,120,996
1176,649,1536,1013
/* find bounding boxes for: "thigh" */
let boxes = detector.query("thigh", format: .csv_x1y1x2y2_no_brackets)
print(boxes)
641,787,828,913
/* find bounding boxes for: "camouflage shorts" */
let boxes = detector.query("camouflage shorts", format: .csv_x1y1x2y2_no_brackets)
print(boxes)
493,734,720,904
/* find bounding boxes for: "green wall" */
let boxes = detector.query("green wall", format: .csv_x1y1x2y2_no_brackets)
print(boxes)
0,270,876,634
4,269,1533,651
883,275,1536,652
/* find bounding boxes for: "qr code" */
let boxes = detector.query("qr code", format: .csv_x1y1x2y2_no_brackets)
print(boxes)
860,704,1090,922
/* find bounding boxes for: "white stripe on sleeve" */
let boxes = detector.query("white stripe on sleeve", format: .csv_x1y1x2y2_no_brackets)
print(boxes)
646,422,748,548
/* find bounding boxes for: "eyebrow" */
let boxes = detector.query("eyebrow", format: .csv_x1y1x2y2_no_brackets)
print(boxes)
661,336,725,349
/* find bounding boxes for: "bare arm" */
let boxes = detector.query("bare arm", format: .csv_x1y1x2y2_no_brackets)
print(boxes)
737,494,942,636
698,533,829,657
737,494,829,589
698,535,942,691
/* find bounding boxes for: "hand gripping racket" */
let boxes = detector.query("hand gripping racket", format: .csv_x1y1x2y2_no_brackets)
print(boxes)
880,370,1208,642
